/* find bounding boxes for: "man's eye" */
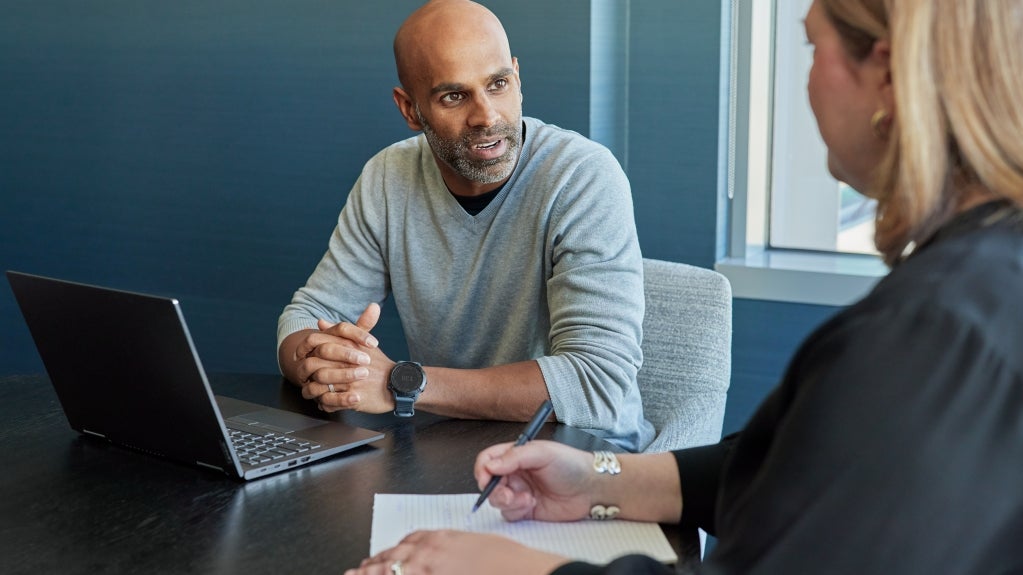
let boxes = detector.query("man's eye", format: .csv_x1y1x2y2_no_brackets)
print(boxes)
492,78,508,90
441,93,465,104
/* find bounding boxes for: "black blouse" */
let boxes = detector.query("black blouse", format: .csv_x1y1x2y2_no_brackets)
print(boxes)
555,201,1023,574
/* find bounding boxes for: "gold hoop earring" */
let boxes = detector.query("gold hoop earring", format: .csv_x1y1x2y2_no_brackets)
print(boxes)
871,109,891,140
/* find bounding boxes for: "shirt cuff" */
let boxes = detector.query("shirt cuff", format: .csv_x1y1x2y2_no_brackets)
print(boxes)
674,435,737,535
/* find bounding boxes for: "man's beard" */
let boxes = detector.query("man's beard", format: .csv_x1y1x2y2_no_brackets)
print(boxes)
415,105,522,185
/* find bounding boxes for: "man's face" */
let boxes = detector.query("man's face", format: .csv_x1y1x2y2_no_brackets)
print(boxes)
405,35,523,193
414,85,522,186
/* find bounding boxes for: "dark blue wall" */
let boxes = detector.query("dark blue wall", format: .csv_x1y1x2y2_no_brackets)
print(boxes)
0,1,840,435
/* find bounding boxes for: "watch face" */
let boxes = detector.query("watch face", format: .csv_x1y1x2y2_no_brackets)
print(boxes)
390,362,424,394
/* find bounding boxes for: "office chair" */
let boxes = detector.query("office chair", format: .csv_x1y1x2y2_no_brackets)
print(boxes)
637,258,733,565
638,258,732,454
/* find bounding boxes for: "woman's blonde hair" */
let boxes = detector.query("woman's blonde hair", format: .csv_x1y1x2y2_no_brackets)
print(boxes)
821,0,1023,265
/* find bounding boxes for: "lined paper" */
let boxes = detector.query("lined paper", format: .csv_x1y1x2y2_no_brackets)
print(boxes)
370,493,678,564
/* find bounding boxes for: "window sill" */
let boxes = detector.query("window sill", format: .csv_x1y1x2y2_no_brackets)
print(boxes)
715,249,888,307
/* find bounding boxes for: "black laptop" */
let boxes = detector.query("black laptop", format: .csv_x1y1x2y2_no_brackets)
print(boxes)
6,270,384,480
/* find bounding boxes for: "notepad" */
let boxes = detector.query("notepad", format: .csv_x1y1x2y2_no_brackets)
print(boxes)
370,493,678,564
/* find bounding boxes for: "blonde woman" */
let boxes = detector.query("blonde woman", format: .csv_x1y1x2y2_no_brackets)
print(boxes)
350,1,1023,573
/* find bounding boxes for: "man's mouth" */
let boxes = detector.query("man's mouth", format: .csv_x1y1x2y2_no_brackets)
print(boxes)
468,137,508,162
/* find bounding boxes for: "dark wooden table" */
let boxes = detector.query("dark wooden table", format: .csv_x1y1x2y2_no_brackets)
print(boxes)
0,373,699,574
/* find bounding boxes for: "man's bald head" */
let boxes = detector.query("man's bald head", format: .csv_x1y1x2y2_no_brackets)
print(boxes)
393,0,512,92
390,0,523,195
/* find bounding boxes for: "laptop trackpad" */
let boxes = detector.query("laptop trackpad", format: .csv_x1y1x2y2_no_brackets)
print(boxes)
231,409,328,433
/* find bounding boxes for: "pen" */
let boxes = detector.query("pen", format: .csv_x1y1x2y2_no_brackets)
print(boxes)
471,399,554,512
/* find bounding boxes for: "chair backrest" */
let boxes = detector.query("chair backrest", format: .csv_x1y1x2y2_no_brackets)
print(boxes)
639,258,732,453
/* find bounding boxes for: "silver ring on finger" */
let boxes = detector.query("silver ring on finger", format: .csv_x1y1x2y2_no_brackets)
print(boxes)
390,560,404,575
327,384,336,393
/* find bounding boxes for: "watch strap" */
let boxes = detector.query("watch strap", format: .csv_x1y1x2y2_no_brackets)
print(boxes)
393,393,417,417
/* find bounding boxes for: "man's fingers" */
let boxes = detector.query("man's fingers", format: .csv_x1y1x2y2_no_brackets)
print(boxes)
319,390,361,412
300,331,372,362
356,302,382,333
316,341,371,365
317,317,379,349
298,359,371,387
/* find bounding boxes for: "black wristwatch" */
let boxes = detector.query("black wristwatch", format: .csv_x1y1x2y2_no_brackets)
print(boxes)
388,361,426,417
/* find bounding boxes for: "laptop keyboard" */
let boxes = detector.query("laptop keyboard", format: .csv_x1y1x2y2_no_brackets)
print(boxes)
227,426,322,467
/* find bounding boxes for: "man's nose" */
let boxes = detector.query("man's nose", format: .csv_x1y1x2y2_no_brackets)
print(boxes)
467,94,501,128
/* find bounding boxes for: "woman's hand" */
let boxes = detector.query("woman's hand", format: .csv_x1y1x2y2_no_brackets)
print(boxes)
345,530,567,575
474,440,597,522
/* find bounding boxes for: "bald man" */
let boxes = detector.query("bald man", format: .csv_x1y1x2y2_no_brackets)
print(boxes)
277,0,653,451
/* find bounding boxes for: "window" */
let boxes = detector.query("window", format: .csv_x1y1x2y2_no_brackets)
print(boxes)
716,0,886,306
768,0,877,255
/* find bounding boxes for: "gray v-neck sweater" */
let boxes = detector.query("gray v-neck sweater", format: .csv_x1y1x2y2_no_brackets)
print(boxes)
279,117,654,451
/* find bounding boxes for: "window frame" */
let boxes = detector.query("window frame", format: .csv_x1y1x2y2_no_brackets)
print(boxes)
715,0,886,307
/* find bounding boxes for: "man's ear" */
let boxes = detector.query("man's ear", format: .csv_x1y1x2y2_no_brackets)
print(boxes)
512,56,523,103
392,86,423,131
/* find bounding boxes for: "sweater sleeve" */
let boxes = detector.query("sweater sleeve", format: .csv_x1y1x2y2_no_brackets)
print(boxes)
533,147,652,452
